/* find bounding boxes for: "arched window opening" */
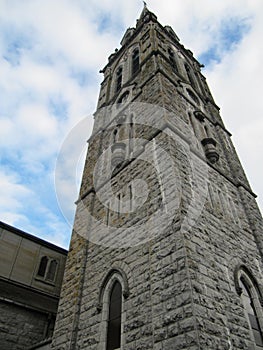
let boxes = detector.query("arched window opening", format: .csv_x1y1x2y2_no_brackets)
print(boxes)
132,48,140,76
106,281,122,350
98,269,129,348
240,277,263,347
168,48,178,73
116,67,123,93
37,256,59,283
46,259,58,282
37,256,48,277
113,129,118,143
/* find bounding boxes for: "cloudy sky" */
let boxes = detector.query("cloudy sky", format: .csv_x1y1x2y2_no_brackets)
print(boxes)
0,0,262,248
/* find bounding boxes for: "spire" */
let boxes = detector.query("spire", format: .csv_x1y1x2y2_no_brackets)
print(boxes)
136,3,157,27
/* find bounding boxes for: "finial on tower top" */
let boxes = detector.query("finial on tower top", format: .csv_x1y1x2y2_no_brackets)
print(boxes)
137,2,157,27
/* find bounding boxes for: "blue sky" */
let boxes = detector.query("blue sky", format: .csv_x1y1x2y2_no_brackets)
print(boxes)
0,0,263,248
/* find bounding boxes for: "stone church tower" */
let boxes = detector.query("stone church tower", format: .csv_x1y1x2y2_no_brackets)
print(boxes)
52,6,263,350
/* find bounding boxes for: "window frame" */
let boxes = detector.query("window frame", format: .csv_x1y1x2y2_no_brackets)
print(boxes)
97,269,129,350
106,280,122,350
235,265,263,349
115,67,123,93
131,48,140,76
36,255,59,284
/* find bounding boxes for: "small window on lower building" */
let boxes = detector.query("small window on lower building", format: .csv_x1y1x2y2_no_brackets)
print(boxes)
46,259,58,282
36,256,58,283
37,256,48,277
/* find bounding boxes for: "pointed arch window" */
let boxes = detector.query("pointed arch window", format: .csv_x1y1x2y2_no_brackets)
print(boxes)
116,67,123,93
240,277,263,347
36,256,58,283
132,48,140,76
37,256,48,277
98,269,130,350
235,266,263,348
46,259,58,282
106,281,122,350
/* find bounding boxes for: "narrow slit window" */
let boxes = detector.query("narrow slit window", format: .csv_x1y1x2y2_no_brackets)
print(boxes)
106,202,110,226
106,281,122,350
129,115,134,154
117,193,121,218
116,67,123,93
129,184,133,212
113,129,118,143
132,48,140,75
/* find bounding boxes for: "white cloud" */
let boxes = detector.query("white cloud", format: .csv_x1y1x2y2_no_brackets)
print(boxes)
0,171,32,210
204,2,263,210
0,0,262,248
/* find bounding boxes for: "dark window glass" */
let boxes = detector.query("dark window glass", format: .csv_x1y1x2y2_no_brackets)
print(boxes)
46,259,58,281
113,129,118,143
37,256,48,277
240,278,263,347
132,49,140,75
116,67,122,92
106,281,122,350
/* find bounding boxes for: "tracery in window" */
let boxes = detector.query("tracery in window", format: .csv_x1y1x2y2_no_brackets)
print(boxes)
132,48,140,75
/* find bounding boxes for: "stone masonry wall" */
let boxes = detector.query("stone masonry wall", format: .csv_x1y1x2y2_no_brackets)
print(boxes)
0,301,49,350
52,10,263,350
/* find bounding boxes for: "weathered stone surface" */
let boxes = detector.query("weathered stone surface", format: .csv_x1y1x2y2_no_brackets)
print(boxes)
52,5,263,350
